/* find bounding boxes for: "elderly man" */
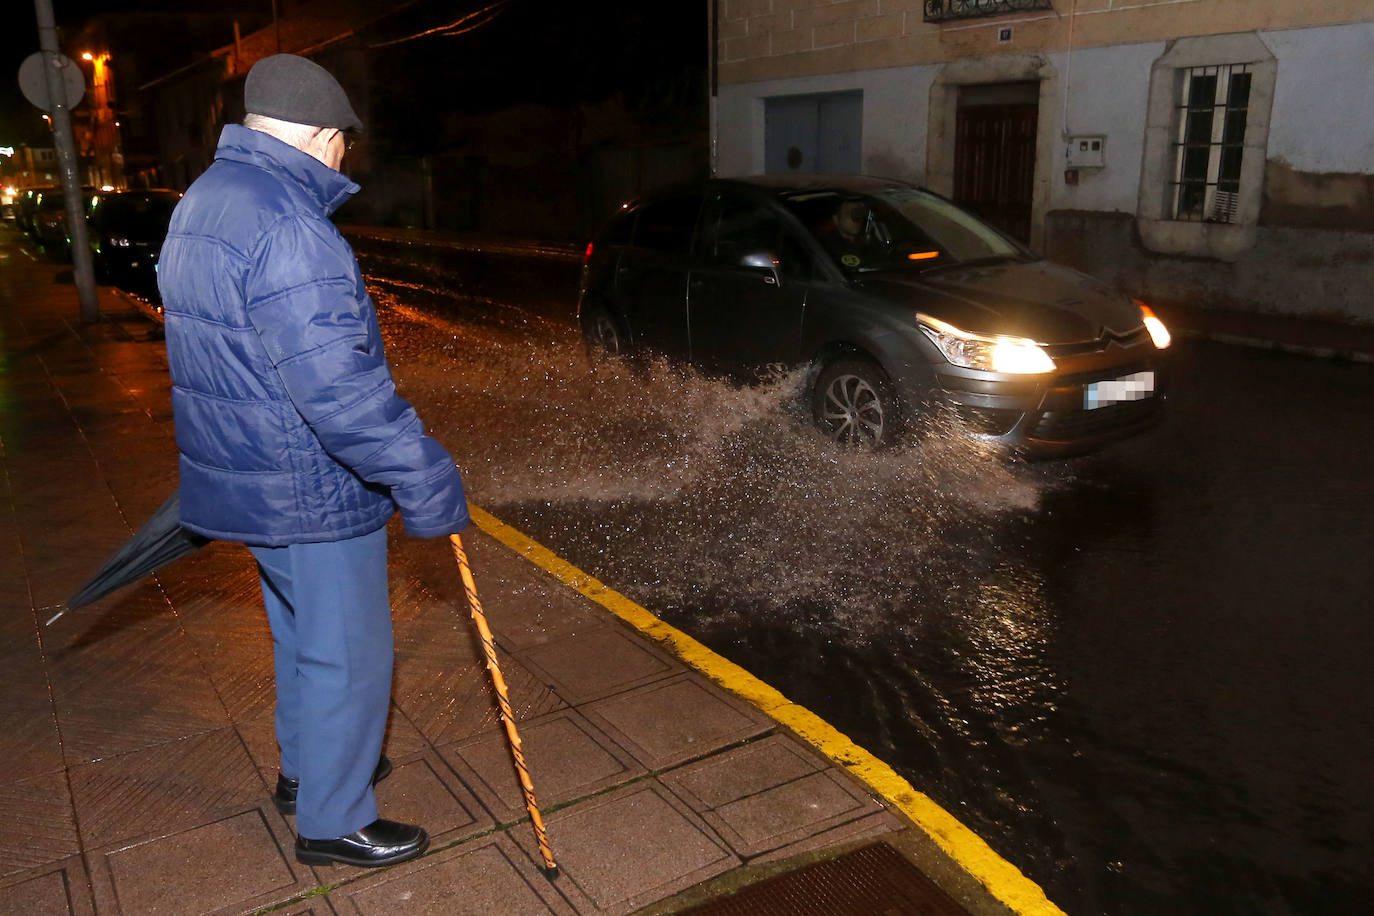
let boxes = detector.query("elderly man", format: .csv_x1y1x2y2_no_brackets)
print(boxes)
157,54,468,868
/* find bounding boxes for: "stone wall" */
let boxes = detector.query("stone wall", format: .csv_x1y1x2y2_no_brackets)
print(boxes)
718,0,1373,82
1044,208,1374,324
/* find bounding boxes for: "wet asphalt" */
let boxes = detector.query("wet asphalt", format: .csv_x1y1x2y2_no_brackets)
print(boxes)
352,237,1374,914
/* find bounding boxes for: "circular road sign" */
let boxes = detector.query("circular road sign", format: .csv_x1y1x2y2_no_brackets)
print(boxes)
18,51,85,112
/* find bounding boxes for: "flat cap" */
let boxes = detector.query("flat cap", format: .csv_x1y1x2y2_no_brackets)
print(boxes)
245,54,363,133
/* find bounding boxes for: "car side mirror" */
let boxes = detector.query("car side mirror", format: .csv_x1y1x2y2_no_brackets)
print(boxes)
740,250,781,286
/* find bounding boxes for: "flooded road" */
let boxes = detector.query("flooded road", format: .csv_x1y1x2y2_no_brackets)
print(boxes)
360,251,1374,915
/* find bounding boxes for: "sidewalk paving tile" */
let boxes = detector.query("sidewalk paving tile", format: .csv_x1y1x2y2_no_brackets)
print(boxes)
657,735,904,859
691,769,887,858
752,810,907,865
269,905,336,916
657,735,824,808
383,565,452,627
369,750,493,846
0,770,80,879
508,781,738,915
580,674,775,771
437,708,646,823
419,529,603,652
10,495,125,551
67,727,263,851
46,614,230,765
394,621,564,746
20,548,134,609
154,543,261,626
177,621,276,724
514,625,682,706
234,710,286,790
0,642,65,782
88,807,311,916
378,702,432,761
326,833,574,915
0,855,96,916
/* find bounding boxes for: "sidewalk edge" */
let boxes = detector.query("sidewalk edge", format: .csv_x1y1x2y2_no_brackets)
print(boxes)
468,504,1066,916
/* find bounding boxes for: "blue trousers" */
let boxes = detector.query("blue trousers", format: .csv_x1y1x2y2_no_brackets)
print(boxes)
249,526,392,840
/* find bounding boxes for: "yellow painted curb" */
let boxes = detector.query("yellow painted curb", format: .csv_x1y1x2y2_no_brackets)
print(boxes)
469,504,1066,916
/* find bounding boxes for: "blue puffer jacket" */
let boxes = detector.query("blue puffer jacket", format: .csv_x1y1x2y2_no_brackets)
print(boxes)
158,125,468,545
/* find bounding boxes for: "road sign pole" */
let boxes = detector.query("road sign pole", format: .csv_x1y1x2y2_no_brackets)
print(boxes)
32,0,99,323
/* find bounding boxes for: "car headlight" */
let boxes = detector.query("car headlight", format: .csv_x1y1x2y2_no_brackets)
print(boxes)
917,314,1055,374
1134,300,1172,349
108,235,131,248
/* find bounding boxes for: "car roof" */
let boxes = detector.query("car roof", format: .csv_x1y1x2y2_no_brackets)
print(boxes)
716,174,914,196
606,174,932,224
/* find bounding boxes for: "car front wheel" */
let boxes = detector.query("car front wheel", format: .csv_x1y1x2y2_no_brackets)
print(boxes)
811,358,900,447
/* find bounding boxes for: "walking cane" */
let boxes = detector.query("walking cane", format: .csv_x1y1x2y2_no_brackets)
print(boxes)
449,533,559,879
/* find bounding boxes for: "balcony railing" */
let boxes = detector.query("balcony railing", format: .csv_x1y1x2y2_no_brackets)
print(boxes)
923,0,1054,23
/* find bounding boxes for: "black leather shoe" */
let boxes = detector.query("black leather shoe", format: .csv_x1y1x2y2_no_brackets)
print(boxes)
273,756,393,815
296,818,428,868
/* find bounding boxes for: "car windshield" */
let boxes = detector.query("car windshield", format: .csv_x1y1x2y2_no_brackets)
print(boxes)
779,186,1030,275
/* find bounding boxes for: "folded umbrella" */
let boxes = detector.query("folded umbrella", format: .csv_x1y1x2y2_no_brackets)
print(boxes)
50,488,210,624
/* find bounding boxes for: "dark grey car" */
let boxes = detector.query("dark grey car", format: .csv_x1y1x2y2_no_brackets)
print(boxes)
85,189,182,296
577,176,1171,456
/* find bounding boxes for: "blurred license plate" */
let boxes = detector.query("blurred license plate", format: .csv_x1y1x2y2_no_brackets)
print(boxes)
1084,370,1154,409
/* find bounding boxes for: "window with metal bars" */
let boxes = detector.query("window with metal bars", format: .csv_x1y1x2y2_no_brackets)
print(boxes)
1170,63,1251,223
923,0,1054,22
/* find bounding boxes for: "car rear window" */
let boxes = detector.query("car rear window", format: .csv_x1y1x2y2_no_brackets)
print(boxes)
632,194,701,254
697,194,779,265
596,207,635,247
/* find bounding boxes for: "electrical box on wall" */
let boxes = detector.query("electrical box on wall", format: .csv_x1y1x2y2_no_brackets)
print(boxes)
1066,135,1106,169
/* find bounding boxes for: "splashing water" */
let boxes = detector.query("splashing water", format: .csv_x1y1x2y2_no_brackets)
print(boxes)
376,283,1079,908
376,289,1053,646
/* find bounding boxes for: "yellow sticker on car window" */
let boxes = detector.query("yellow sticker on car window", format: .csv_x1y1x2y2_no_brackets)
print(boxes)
841,254,861,267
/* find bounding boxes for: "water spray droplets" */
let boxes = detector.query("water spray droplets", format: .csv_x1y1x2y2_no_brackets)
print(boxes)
380,293,1049,646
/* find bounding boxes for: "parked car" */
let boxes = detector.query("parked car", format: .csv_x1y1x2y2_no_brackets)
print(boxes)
86,189,182,295
31,187,95,256
577,175,1172,456
14,187,54,237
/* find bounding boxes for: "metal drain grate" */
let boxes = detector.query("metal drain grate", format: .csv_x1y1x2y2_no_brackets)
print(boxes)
681,843,968,916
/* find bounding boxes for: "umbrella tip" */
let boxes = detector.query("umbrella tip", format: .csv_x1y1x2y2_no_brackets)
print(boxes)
539,865,560,881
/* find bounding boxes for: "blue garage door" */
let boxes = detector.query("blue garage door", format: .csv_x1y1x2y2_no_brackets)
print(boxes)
765,91,863,175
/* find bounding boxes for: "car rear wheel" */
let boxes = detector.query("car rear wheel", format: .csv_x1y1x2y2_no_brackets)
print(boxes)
812,358,900,447
580,303,627,357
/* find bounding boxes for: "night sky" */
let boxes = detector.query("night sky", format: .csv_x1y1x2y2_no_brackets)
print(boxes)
2,1,236,144
2,0,707,151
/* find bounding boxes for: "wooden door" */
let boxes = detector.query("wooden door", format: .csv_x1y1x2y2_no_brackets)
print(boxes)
953,102,1038,243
